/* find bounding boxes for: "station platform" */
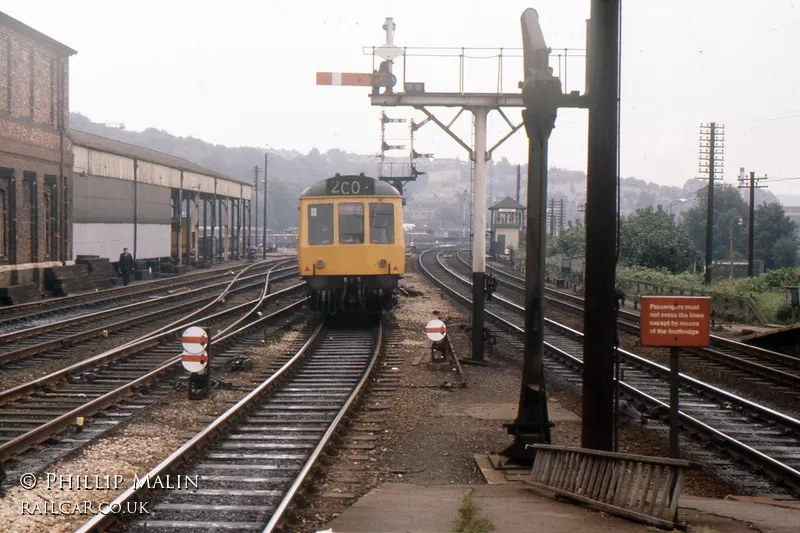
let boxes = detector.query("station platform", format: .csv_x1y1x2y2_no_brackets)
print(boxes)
323,483,800,533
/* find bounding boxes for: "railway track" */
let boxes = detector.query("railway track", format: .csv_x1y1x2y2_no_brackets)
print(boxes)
74,321,382,532
454,249,800,401
0,261,308,475
0,264,297,371
0,256,293,334
422,247,800,496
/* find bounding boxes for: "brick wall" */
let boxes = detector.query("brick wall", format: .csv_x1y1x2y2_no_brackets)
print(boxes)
0,16,73,285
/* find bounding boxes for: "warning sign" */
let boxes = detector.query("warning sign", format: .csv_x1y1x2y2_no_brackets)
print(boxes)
640,296,711,347
181,351,208,373
425,319,447,342
182,326,208,354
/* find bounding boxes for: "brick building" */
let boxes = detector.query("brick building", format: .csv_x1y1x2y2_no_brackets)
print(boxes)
0,11,75,291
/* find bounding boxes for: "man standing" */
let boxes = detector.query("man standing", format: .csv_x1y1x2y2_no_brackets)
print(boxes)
119,247,134,286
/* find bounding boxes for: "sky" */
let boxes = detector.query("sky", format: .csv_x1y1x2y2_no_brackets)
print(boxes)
4,0,800,197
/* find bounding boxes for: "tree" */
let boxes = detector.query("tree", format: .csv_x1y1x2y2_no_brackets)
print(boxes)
754,202,799,270
547,223,585,257
681,184,748,262
620,206,696,272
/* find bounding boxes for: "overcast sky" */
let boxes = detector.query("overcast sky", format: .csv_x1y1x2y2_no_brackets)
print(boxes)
5,1,800,196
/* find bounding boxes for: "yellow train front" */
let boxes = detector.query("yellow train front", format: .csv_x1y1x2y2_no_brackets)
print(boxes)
298,174,405,314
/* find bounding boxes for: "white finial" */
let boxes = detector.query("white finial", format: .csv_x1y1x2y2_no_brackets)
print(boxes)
377,17,402,61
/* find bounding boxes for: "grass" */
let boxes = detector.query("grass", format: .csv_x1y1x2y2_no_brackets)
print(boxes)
616,265,798,324
452,491,494,533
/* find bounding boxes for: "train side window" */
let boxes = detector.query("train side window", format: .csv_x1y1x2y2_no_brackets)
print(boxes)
369,203,394,244
308,203,333,245
338,203,364,244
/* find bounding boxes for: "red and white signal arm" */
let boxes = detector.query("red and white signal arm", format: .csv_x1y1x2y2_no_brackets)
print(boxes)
425,319,447,342
182,351,208,373
182,326,208,355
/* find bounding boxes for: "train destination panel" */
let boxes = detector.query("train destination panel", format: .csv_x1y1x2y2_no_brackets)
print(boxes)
326,176,375,196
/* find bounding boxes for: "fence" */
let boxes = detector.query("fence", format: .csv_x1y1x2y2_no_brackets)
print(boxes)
617,277,767,326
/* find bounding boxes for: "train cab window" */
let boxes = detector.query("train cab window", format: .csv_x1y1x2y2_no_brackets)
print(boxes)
369,203,394,244
308,204,333,245
338,203,364,244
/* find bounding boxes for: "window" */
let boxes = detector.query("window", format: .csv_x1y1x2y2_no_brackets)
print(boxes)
308,203,333,245
370,203,394,244
338,203,364,244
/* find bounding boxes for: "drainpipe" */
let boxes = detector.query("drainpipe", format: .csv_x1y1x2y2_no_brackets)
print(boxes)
57,57,65,263
133,158,138,260
178,171,183,264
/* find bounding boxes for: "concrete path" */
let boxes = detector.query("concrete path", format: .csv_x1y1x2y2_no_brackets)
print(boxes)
323,483,800,533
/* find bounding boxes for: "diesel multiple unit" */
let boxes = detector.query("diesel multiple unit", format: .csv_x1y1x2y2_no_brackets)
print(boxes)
298,174,404,313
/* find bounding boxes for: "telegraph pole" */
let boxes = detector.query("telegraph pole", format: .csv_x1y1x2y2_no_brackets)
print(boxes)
737,169,767,277
516,164,521,203
699,122,724,284
263,153,268,258
252,165,260,256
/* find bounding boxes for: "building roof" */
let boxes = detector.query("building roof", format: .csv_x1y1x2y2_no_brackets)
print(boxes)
0,11,77,56
69,129,250,186
300,175,400,198
489,196,525,210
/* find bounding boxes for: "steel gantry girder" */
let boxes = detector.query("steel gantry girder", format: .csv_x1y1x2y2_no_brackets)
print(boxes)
374,96,525,363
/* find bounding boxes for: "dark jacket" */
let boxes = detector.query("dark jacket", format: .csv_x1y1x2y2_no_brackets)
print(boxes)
119,253,134,275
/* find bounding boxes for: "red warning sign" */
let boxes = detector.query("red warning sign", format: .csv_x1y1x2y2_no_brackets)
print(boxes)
181,326,208,354
425,319,447,342
640,296,711,347
181,351,208,372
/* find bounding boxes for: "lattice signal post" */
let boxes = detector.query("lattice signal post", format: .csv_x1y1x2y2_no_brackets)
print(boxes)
698,122,725,284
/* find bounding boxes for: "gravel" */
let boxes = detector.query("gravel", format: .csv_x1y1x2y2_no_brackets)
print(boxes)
291,261,735,532
0,317,304,533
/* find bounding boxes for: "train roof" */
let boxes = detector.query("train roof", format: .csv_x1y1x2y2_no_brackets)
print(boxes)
300,174,401,198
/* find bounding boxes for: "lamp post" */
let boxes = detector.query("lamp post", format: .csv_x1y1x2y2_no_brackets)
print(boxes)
668,198,687,216
729,216,743,280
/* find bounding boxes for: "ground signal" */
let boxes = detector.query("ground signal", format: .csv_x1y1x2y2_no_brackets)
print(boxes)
425,319,447,342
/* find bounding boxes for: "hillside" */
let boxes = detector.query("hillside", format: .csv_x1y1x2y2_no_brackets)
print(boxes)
69,113,780,231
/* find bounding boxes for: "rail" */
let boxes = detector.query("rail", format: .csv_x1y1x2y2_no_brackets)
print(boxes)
0,263,302,462
74,323,383,533
420,247,800,493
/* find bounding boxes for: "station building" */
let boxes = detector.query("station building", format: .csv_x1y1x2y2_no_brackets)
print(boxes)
0,10,254,303
0,11,75,287
70,130,254,266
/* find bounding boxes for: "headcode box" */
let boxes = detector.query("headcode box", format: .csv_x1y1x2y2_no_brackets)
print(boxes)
640,296,711,347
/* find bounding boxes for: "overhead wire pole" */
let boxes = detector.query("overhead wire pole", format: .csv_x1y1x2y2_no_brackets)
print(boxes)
737,169,767,277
